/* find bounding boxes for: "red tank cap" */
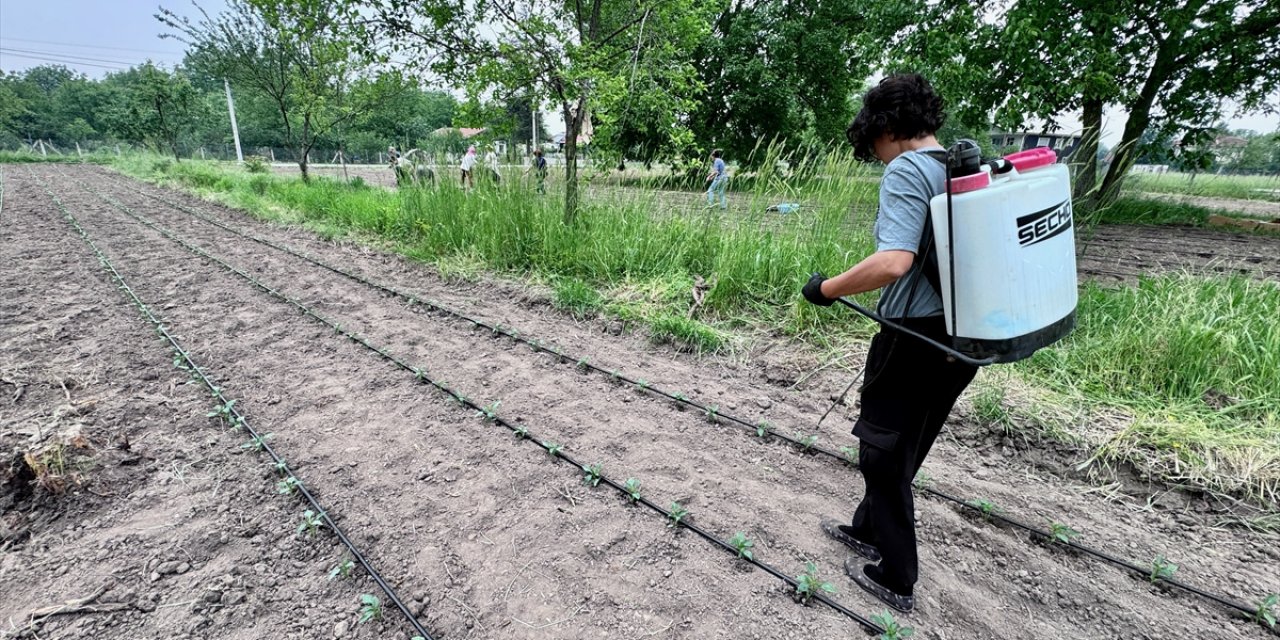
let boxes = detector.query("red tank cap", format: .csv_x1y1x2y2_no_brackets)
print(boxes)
1004,147,1058,172
949,171,990,194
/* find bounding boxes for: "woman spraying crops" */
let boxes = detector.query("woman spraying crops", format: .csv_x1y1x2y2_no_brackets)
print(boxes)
800,73,979,614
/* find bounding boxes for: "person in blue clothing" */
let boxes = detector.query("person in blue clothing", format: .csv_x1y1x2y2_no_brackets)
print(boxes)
801,73,979,614
524,149,549,194
705,148,728,209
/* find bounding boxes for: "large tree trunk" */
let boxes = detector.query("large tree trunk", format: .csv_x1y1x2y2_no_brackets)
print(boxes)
1071,96,1102,213
1097,39,1177,208
562,96,586,224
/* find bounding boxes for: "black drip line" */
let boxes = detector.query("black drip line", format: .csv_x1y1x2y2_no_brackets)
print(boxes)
100,170,1278,630
31,170,436,640
73,173,889,635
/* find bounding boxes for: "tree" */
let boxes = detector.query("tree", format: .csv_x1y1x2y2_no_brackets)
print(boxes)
107,64,201,160
877,0,1280,210
160,0,402,180
691,0,872,167
334,0,714,222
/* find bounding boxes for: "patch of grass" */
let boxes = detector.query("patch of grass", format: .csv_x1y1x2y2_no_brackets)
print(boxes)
1088,196,1211,227
0,150,94,163
646,313,726,353
1125,172,1280,203
552,278,605,318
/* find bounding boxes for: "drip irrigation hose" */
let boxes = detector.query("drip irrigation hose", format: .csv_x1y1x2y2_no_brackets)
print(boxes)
29,169,436,640
96,170,1278,628
70,174,889,636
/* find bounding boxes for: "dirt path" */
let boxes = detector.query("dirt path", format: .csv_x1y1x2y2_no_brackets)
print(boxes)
2,164,1277,639
1136,192,1280,219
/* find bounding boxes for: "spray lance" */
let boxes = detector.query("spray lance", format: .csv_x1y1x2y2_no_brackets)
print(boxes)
814,140,1079,428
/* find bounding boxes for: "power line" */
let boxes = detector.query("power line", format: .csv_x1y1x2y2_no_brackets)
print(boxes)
0,36,182,57
0,50,131,71
0,47,142,67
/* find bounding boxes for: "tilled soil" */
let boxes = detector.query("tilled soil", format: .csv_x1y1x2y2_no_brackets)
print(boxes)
1,163,1278,640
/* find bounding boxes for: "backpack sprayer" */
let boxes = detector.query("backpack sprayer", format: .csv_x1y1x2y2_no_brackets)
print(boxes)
816,141,1079,424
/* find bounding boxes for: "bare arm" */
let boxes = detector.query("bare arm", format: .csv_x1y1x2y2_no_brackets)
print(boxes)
820,250,914,299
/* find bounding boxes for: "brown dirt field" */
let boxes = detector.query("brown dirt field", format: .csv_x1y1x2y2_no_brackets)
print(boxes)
2,163,1278,639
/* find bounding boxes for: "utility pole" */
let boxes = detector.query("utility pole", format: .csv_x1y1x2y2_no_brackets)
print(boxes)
532,109,537,151
224,78,244,163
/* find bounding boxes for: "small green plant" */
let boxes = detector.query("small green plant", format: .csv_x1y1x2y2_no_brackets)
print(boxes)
276,476,301,495
912,470,933,490
582,463,603,487
729,532,754,560
545,442,563,458
705,405,719,422
206,399,236,423
297,509,325,537
477,401,501,422
1047,521,1081,545
240,433,274,451
624,478,642,503
636,378,650,390
756,421,772,439
273,459,289,475
1150,555,1178,583
513,425,529,439
328,558,355,580
967,498,1001,520
414,368,426,381
673,393,687,402
358,593,382,624
794,432,818,452
668,502,689,527
243,155,269,174
794,562,837,604
839,446,858,465
609,370,621,384
871,610,915,639
1254,593,1277,628
576,357,589,370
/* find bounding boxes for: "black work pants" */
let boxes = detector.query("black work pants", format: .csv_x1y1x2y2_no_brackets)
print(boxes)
846,316,978,595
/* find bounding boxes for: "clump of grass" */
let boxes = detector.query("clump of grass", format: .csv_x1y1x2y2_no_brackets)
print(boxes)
1087,196,1211,227
552,278,604,318
1124,171,1280,203
647,313,725,353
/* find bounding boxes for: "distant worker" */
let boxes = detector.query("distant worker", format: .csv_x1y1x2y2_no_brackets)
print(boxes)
387,146,400,167
460,145,477,190
801,73,977,615
705,148,728,209
524,149,548,194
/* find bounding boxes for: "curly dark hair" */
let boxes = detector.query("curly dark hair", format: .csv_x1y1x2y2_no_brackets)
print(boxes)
846,74,947,162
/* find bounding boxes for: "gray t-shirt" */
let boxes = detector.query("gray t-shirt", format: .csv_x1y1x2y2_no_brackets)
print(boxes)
874,148,946,318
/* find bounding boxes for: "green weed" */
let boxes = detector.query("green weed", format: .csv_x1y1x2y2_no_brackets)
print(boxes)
647,313,725,353
552,279,605,318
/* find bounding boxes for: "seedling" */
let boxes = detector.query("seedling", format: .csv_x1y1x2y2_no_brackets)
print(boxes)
1254,593,1277,628
240,433,274,451
705,405,719,422
757,421,772,439
794,562,837,604
729,532,754,560
528,339,542,352
328,558,355,580
1150,555,1178,583
297,510,325,537
227,415,245,431
673,393,687,402
871,611,915,639
206,399,236,423
624,478,642,503
477,401,501,423
582,463,603,487
576,358,589,371
453,392,468,406
276,476,301,495
414,368,426,381
544,442,563,458
668,502,689,528
273,459,289,475
636,378,650,390
609,370,621,384
839,446,858,465
794,431,818,453
358,593,382,624
1047,521,1081,545
967,498,1001,520
513,425,529,439
912,470,933,490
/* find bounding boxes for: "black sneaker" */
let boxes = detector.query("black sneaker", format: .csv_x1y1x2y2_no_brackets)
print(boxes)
820,518,881,562
847,559,915,613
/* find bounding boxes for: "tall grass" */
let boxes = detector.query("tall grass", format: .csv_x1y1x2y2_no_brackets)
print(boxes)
1124,171,1280,202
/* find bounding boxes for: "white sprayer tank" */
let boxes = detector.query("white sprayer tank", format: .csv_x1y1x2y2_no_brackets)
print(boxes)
928,147,1077,363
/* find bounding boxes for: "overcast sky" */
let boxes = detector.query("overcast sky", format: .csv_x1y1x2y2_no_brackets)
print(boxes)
2,0,1276,145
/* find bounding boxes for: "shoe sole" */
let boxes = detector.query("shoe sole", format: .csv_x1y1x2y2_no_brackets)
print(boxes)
820,518,882,563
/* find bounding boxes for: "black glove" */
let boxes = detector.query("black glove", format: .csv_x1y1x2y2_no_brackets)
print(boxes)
802,272,835,306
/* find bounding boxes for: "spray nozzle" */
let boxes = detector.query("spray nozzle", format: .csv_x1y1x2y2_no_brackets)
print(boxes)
947,139,984,178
